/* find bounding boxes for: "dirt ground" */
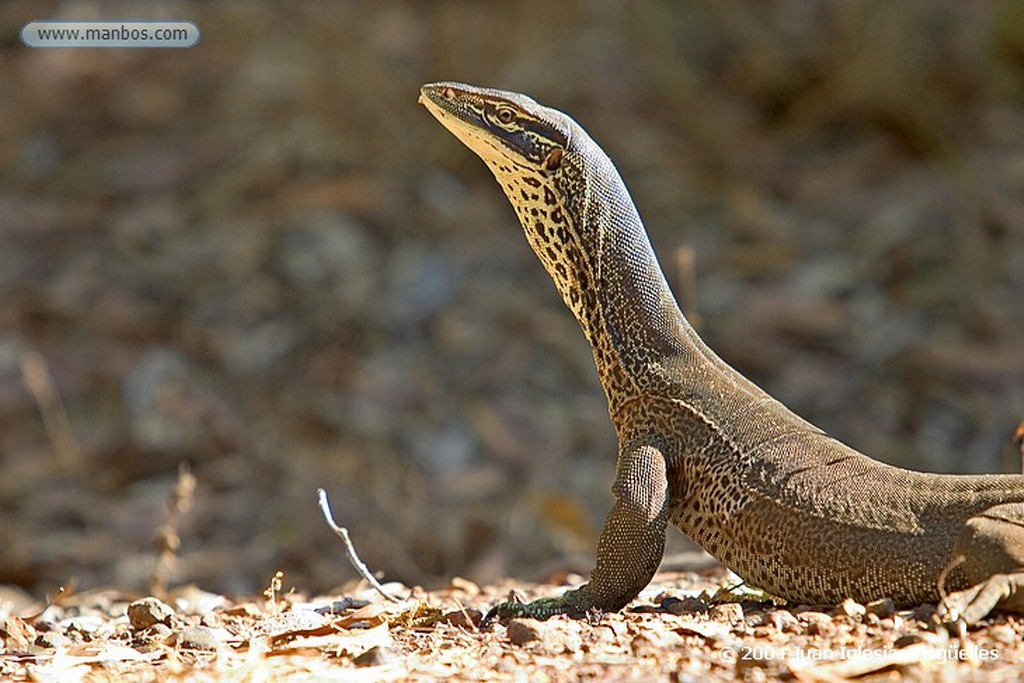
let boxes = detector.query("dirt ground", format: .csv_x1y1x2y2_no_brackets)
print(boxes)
2,1,1024,679
4,565,1024,682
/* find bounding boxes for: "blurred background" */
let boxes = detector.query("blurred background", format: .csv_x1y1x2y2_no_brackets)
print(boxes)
1,0,1022,598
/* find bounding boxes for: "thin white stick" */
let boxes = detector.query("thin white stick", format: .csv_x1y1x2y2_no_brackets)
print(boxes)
317,488,401,603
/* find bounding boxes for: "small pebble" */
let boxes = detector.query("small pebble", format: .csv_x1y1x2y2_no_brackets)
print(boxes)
127,597,175,631
174,625,222,651
35,631,70,649
866,597,895,619
799,611,835,637
506,619,542,646
664,596,708,615
834,598,866,619
709,603,743,624
354,645,399,666
442,608,481,629
894,632,927,649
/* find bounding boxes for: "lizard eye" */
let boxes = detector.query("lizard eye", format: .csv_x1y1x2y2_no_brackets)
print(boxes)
495,106,516,125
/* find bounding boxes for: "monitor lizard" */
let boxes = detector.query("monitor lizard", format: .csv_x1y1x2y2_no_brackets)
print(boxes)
419,82,1024,628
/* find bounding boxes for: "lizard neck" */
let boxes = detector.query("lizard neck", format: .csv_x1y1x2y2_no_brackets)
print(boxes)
486,127,700,410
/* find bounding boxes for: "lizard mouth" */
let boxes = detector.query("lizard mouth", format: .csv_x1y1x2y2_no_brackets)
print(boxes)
420,82,569,168
420,86,516,168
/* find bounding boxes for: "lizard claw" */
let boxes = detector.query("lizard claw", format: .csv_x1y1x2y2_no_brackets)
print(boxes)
934,599,969,640
481,596,527,626
934,573,1024,632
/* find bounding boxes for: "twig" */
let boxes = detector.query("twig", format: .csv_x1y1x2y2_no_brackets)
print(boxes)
150,463,197,599
21,350,82,471
22,586,69,624
317,488,401,603
263,570,286,614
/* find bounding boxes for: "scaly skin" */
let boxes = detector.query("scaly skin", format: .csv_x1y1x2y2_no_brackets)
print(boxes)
419,82,1024,628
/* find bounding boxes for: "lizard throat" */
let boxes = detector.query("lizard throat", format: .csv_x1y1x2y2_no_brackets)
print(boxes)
484,159,602,345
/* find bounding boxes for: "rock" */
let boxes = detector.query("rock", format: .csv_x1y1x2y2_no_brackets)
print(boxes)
834,598,866,619
709,603,744,624
745,609,800,634
173,625,224,651
354,645,400,666
127,597,176,630
34,630,70,649
315,598,368,615
799,610,835,637
771,610,801,633
895,632,923,649
503,617,583,653
442,608,481,629
865,597,896,620
506,618,543,646
663,595,709,615
907,603,937,623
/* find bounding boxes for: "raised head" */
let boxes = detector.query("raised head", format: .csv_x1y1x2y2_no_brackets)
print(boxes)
419,82,609,341
419,83,571,177
420,82,690,392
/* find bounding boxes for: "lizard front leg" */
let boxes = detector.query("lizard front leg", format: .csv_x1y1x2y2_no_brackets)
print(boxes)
936,503,1024,628
486,442,669,621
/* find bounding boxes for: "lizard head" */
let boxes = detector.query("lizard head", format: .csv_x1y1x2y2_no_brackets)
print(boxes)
419,81,603,341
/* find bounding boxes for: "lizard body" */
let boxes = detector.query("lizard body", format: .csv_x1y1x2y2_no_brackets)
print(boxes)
419,82,1024,626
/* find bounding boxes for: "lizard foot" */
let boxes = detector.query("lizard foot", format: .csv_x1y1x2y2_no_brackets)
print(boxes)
482,586,594,625
935,572,1024,632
